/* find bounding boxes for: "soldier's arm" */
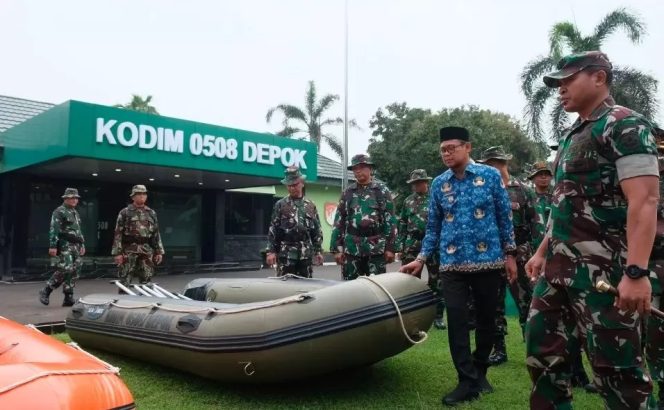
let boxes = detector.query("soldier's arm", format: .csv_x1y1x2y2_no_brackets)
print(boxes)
329,195,347,253
492,172,516,252
150,211,165,255
382,189,397,253
418,183,441,260
525,187,538,240
395,200,408,253
76,210,85,245
48,209,61,249
110,210,125,256
266,202,281,254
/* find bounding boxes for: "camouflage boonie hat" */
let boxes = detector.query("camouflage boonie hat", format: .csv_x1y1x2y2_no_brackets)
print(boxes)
478,146,512,163
406,169,432,184
280,166,306,185
61,187,80,199
543,51,612,88
130,185,148,197
528,161,553,179
347,154,374,170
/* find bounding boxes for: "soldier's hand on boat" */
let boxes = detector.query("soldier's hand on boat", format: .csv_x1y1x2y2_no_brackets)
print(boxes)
314,253,324,266
616,276,651,315
48,248,57,257
399,260,423,277
334,253,345,265
266,252,277,267
153,254,163,265
506,255,517,283
114,255,125,266
525,253,545,281
385,251,395,264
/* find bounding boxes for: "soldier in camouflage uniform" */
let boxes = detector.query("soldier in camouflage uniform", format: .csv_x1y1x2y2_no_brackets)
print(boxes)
112,185,165,287
39,187,85,307
646,127,664,409
266,167,323,278
330,154,397,280
525,51,659,409
397,169,445,329
479,146,537,366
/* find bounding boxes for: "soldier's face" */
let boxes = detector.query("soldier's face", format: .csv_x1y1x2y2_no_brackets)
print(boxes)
352,164,372,184
64,198,79,207
440,140,470,169
533,172,552,189
484,158,507,172
412,181,428,193
132,193,147,205
558,69,606,113
287,180,304,198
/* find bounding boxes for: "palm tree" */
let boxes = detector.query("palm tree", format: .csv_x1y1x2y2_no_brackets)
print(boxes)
114,94,160,115
266,81,358,158
521,8,658,142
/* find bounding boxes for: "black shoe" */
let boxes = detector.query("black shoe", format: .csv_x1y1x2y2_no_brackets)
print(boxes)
571,373,598,394
583,383,599,394
39,286,53,306
442,383,479,406
487,349,507,366
433,316,446,330
478,375,493,394
62,292,75,307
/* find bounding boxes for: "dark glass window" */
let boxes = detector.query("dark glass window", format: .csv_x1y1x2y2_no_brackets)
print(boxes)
224,193,276,235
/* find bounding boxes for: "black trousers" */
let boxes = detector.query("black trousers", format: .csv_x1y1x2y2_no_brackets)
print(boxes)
441,268,502,387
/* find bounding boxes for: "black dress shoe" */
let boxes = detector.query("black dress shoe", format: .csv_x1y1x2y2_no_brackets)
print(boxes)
478,375,493,393
442,384,480,406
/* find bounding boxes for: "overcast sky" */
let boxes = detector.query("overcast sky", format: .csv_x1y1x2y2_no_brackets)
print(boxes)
1,0,662,161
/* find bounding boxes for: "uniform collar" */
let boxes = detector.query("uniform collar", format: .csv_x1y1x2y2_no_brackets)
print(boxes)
570,96,615,129
440,162,482,182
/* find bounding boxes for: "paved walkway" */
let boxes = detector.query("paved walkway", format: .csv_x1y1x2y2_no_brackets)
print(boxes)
0,263,404,324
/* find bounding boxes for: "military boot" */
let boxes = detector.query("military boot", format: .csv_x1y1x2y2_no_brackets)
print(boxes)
433,302,446,330
39,286,53,306
487,337,507,366
62,290,75,307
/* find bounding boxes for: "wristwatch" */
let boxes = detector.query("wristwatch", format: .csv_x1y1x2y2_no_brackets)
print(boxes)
625,264,650,280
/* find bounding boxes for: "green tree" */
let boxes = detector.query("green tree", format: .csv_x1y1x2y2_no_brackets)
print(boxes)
114,94,160,115
368,103,548,204
521,7,658,142
266,81,358,158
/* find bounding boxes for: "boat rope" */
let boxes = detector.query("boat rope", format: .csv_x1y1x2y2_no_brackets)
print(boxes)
0,367,120,395
357,275,428,345
267,273,316,281
67,342,120,373
78,293,308,315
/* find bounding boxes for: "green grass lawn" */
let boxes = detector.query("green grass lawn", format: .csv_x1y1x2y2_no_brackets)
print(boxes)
55,318,604,409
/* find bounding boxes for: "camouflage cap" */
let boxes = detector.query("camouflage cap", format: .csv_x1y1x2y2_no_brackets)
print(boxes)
477,146,512,163
347,154,374,170
406,169,432,184
61,187,80,199
528,161,553,179
130,184,148,197
280,166,306,185
543,51,612,88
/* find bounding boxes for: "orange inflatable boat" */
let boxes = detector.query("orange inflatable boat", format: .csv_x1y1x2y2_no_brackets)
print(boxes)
0,316,135,410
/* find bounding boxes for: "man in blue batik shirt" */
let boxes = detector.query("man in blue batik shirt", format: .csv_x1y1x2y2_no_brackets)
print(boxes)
401,126,517,406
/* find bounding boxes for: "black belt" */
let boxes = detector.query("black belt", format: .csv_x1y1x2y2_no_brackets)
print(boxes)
347,226,380,237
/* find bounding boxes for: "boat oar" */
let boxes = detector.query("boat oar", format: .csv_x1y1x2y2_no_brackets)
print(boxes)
595,280,664,320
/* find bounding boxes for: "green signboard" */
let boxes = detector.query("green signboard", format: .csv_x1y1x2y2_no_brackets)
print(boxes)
1,100,318,180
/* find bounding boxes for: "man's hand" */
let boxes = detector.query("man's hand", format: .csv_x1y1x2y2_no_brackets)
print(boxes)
48,248,57,257
616,276,651,315
80,247,86,256
114,255,125,266
334,253,345,265
385,251,395,264
153,254,163,265
399,260,423,277
526,253,546,281
266,252,277,267
505,255,517,283
314,253,324,266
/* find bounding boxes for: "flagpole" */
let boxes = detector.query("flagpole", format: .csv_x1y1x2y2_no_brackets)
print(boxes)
341,0,349,192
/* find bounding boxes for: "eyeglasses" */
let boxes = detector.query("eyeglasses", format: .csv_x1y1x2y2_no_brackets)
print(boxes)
440,143,466,155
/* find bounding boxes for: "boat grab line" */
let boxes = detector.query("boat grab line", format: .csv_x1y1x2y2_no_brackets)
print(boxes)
357,276,429,345
0,368,119,395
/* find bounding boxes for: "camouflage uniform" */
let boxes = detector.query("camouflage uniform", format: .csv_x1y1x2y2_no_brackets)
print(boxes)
330,154,397,280
39,188,85,306
267,167,323,278
479,147,537,366
527,51,658,409
397,169,444,327
111,185,165,285
529,161,553,251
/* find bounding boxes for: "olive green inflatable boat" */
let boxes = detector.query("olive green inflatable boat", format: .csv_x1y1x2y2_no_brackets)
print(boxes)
183,275,338,303
66,272,435,383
